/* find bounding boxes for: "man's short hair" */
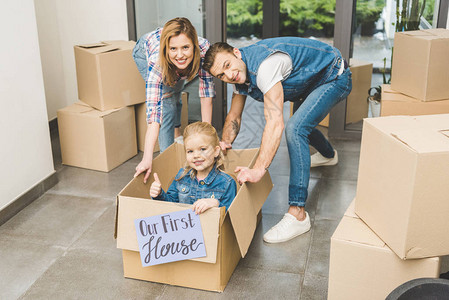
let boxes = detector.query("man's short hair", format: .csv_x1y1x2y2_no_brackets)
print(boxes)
203,42,235,75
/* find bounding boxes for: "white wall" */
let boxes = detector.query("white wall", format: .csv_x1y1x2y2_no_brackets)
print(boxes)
0,0,54,209
135,0,203,38
34,0,129,120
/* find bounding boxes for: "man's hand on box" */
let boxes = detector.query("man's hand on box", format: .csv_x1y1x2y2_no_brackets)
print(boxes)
192,198,219,214
134,159,152,184
219,141,232,154
149,173,161,198
235,166,266,185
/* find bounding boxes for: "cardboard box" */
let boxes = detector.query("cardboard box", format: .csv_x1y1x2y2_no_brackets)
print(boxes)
74,40,145,111
135,92,189,152
355,114,449,259
115,144,273,291
57,101,137,172
391,29,449,101
315,59,372,127
381,84,449,117
328,201,440,300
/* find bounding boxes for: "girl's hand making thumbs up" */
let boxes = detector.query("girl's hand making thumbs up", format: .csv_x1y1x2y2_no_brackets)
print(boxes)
150,173,162,198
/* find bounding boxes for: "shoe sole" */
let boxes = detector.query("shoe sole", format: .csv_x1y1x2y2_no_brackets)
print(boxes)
310,160,338,168
263,226,311,244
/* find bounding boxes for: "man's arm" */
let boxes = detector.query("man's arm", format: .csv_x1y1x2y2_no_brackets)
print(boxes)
254,81,284,170
235,82,284,184
221,93,247,145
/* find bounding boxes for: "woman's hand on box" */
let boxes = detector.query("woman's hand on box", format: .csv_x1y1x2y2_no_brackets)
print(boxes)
192,198,219,214
149,173,162,198
134,159,152,184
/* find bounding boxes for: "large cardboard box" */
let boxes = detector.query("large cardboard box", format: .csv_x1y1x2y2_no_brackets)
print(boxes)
316,58,372,127
381,84,449,116
115,144,273,291
135,92,189,152
391,29,449,101
74,40,145,111
57,101,137,172
328,201,440,300
355,114,449,259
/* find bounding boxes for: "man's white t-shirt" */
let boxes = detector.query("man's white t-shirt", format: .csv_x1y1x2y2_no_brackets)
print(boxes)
256,52,293,95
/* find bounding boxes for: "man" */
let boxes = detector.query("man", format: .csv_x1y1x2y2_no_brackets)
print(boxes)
203,37,352,243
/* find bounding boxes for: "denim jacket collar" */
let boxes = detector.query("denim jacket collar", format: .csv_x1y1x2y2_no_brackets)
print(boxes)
201,166,220,185
178,165,220,184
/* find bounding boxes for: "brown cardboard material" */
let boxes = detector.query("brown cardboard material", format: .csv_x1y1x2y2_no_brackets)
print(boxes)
74,41,145,111
316,59,372,127
381,84,449,116
135,92,189,152
391,29,449,101
355,114,449,259
328,200,440,300
57,101,137,172
115,144,273,291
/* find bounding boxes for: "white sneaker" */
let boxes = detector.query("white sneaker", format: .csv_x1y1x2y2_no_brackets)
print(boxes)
174,136,184,144
310,150,338,167
263,212,311,243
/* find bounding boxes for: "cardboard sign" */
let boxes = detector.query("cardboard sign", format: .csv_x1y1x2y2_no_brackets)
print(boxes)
134,209,206,266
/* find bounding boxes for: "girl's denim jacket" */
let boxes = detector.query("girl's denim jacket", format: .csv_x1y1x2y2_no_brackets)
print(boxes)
153,166,237,211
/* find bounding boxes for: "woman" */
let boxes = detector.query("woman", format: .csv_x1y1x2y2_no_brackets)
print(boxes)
133,17,215,183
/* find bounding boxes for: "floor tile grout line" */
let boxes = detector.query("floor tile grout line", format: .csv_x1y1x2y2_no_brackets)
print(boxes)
299,179,323,300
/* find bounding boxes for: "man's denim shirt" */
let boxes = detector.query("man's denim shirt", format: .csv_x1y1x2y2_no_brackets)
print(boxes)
154,166,237,211
234,36,345,102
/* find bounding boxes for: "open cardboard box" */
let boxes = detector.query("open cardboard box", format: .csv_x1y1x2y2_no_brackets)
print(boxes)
115,143,273,291
74,40,145,111
328,200,440,300
381,84,449,117
355,114,449,259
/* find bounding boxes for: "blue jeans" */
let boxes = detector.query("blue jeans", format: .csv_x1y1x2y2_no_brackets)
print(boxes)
285,68,352,207
132,34,184,152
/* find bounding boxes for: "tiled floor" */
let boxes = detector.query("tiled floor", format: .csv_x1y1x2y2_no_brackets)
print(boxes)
0,98,371,299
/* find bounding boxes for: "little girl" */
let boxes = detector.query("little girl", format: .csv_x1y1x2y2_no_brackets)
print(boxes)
150,122,237,214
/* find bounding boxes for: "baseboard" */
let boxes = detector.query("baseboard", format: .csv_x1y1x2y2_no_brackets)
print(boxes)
0,171,58,226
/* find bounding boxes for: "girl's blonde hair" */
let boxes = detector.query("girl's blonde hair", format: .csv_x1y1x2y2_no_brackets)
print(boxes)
178,122,224,180
159,17,201,87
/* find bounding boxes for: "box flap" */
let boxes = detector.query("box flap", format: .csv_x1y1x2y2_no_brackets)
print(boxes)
348,58,373,68
400,28,449,40
332,216,385,248
116,195,221,264
344,199,358,218
381,84,418,103
391,128,449,153
61,101,123,118
76,42,120,54
228,171,273,257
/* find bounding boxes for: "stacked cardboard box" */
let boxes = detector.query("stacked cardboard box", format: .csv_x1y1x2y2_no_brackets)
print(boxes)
328,114,448,299
115,143,273,291
329,31,449,297
329,201,440,300
381,29,449,117
381,84,449,117
58,40,145,172
74,41,145,111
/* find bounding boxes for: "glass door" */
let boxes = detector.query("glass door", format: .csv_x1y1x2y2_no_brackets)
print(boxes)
348,0,440,131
